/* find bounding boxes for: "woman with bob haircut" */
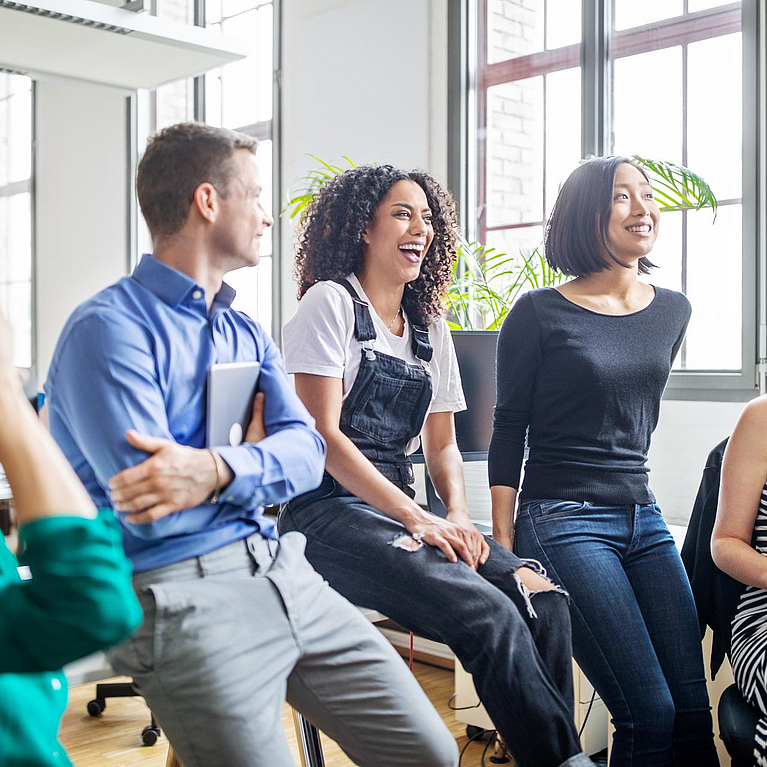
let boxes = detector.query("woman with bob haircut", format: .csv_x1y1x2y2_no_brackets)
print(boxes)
280,164,598,767
489,156,718,765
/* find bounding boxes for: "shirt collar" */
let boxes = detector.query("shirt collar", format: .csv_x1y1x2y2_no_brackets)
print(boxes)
211,281,236,317
132,254,236,311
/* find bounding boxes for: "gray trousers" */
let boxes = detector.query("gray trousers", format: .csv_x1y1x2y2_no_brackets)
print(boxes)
108,532,458,767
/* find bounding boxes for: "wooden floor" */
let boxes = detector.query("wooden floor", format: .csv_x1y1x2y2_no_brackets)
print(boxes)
59,663,510,767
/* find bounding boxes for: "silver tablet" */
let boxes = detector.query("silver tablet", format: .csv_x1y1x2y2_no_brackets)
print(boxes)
206,362,261,448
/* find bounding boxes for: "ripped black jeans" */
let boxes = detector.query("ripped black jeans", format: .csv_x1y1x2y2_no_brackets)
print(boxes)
280,475,589,767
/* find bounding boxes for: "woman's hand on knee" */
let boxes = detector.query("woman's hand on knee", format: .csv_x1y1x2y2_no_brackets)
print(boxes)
406,513,477,568
446,511,490,568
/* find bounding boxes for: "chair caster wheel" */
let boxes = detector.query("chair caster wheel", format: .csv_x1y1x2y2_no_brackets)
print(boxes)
466,725,487,740
141,725,161,746
86,699,105,717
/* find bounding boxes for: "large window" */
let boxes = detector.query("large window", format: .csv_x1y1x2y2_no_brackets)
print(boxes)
0,73,32,370
205,0,276,337
140,0,277,336
478,1,583,274
471,0,760,399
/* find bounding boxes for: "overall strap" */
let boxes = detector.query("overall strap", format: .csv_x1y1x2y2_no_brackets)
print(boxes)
335,279,376,343
410,323,434,363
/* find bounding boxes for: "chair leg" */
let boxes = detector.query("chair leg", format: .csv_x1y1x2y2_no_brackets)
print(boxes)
165,745,183,767
291,707,325,767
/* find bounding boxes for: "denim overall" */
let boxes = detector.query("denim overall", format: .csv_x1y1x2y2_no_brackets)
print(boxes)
280,279,589,767
333,278,433,492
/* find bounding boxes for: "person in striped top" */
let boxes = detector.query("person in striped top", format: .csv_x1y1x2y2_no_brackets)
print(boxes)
713,395,767,766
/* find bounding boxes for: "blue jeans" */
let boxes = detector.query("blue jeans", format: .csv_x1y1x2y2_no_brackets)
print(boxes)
515,500,718,767
281,476,595,767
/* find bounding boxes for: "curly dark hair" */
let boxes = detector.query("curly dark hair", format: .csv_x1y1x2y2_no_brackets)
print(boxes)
294,165,458,326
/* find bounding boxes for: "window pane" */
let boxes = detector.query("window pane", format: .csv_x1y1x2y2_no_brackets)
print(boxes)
6,281,31,368
222,9,261,128
688,0,736,11
224,0,261,17
546,0,581,50
684,204,741,370
155,79,194,131
258,138,273,257
487,0,544,65
257,255,272,334
257,3,273,122
155,0,193,24
0,72,32,370
612,47,683,162
484,226,544,267
480,226,544,328
544,67,581,216
228,256,272,336
614,0,683,31
5,193,32,283
0,87,32,186
205,67,223,127
645,210,683,294
643,210,685,369
206,0,222,24
687,33,741,201
0,73,30,99
228,265,258,322
485,77,544,227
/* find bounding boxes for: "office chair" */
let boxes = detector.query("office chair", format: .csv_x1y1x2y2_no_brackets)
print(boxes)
718,683,761,767
87,680,162,745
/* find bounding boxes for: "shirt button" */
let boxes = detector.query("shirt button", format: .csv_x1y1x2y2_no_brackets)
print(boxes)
192,289,202,300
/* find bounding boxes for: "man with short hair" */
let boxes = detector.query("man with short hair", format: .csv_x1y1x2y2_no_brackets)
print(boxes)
46,122,458,767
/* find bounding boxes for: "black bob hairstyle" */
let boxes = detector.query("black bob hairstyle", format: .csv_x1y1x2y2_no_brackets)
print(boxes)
544,155,657,277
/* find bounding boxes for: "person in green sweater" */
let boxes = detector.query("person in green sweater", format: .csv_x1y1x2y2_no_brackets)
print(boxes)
0,311,142,767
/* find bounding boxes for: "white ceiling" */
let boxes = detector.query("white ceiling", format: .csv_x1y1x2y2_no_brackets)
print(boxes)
0,0,248,91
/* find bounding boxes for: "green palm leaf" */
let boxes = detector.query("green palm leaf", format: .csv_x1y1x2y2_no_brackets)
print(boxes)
632,156,718,220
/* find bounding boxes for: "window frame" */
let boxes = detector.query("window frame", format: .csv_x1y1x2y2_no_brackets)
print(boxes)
454,0,766,401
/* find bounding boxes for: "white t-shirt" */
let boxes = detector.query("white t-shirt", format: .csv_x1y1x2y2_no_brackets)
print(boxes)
282,274,466,453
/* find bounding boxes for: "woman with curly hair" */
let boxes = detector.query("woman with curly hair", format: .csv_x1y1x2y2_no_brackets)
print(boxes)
280,164,595,767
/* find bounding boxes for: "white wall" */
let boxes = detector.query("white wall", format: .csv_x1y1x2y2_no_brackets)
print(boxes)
648,399,745,525
35,78,130,383
279,0,448,325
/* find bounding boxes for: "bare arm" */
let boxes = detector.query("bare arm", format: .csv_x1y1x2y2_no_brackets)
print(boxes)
421,411,490,566
490,485,517,553
0,315,95,524
294,373,475,566
712,397,767,589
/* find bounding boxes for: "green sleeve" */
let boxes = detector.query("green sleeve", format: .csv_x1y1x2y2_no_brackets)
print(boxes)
0,509,142,673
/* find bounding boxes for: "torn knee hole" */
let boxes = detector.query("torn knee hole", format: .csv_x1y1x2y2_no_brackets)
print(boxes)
512,563,568,620
389,533,424,552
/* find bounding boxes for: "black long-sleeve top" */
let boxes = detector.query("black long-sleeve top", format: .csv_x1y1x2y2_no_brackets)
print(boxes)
488,286,691,504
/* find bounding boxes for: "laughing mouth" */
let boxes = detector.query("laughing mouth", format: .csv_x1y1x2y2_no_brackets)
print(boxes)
626,224,651,233
399,242,425,262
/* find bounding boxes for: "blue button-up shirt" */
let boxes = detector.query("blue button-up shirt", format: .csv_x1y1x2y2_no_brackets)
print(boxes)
45,255,326,572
